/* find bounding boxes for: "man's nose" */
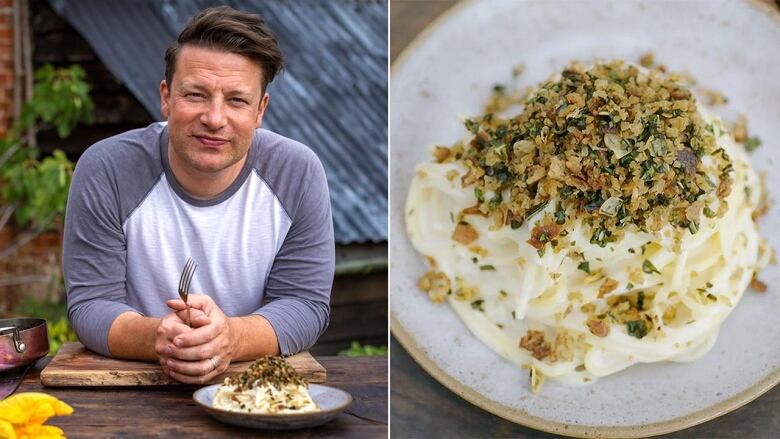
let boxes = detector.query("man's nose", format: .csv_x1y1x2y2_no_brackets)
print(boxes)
200,98,226,130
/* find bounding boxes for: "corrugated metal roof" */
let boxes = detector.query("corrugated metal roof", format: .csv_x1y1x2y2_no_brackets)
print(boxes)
48,0,388,244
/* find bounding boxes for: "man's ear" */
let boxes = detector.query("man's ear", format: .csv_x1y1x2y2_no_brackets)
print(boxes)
256,93,270,128
160,80,170,119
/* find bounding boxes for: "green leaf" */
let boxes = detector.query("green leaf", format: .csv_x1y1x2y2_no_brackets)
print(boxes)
642,259,660,275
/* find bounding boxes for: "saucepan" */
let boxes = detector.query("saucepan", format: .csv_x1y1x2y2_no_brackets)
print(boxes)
0,318,49,372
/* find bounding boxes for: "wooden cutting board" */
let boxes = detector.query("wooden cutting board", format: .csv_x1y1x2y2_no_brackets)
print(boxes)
40,342,326,386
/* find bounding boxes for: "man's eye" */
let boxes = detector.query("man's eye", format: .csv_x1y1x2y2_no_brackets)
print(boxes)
229,98,248,104
186,93,204,99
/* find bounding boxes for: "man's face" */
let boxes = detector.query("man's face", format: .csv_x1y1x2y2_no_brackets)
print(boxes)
160,45,269,175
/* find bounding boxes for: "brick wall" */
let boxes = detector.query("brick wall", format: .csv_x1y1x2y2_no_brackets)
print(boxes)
0,0,13,137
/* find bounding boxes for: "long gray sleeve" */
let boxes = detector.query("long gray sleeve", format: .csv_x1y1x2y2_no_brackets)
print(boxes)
254,139,335,356
63,140,143,357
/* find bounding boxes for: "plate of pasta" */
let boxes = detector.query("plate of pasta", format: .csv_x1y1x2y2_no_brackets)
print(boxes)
390,0,780,436
193,357,351,430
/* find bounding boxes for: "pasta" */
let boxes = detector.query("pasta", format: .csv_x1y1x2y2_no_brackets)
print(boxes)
212,356,318,413
405,60,769,391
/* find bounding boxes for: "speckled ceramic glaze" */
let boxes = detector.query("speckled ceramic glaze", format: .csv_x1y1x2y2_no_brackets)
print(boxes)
193,384,352,430
390,0,780,436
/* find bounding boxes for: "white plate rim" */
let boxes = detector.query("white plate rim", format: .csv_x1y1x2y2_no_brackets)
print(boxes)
389,0,780,437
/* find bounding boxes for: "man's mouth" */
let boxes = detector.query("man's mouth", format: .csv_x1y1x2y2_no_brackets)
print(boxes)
193,135,229,147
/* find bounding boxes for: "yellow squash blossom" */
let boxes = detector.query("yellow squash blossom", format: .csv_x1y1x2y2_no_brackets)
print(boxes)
0,393,73,439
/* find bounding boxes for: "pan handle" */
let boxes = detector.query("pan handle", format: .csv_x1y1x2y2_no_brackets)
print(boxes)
0,326,27,353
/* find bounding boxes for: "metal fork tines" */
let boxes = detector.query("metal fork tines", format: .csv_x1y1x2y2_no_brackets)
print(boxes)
177,257,197,327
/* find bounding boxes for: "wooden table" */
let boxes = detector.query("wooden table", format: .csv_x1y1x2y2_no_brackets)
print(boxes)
390,1,780,437
16,356,387,438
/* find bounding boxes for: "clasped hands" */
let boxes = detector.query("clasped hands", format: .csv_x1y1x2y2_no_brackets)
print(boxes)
154,294,235,384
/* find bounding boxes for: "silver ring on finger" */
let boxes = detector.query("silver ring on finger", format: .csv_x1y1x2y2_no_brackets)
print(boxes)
209,356,218,371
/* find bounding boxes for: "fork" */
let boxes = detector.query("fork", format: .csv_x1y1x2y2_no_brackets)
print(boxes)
178,257,197,327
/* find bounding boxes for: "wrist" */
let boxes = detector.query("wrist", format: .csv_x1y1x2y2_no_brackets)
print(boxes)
227,317,241,359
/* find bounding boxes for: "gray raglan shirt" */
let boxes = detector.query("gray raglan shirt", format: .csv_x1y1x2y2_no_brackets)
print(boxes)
63,122,334,357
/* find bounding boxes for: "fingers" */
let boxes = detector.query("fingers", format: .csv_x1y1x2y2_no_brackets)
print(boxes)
166,356,228,384
173,308,210,328
154,318,191,355
167,294,215,313
172,323,221,351
166,356,219,377
167,368,217,385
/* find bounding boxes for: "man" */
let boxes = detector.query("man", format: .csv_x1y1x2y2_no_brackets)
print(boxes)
63,6,334,384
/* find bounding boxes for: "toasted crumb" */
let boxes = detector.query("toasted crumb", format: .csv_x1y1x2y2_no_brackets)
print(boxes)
551,331,574,362
586,317,610,337
639,52,654,68
701,88,728,106
454,277,479,301
731,114,748,143
527,224,560,250
520,330,551,360
225,356,306,391
750,276,767,293
443,60,731,248
598,278,619,298
418,270,451,303
433,146,451,163
452,223,479,245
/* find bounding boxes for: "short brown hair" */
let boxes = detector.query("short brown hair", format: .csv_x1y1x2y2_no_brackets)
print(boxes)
164,6,284,93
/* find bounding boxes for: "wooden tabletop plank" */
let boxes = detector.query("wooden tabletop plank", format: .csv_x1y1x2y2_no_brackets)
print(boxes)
17,356,387,438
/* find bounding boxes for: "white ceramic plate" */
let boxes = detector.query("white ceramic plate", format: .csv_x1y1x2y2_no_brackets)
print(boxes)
193,383,352,430
390,0,780,436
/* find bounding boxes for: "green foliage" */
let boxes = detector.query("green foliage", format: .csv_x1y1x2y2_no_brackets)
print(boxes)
47,316,77,356
338,341,388,357
14,294,77,356
16,64,94,139
2,150,73,229
0,64,93,231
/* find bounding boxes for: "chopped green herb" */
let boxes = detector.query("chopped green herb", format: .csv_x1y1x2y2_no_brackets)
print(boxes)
626,282,634,290
637,291,645,311
627,320,648,339
499,290,508,298
511,310,516,319
480,265,496,271
744,136,762,152
642,259,661,275
471,299,485,312
526,201,549,218
488,193,503,209
577,261,590,274
464,119,479,134
474,187,484,203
